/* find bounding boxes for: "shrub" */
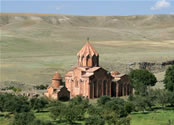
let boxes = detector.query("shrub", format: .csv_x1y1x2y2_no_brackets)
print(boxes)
104,98,128,117
29,97,49,112
155,89,170,107
85,116,105,125
62,105,79,124
11,112,35,125
168,92,174,106
124,101,134,114
87,105,103,117
49,101,65,121
97,96,111,105
164,65,174,92
34,85,49,90
0,93,30,113
70,96,89,110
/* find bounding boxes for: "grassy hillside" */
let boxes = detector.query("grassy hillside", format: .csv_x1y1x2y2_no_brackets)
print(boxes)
0,13,174,89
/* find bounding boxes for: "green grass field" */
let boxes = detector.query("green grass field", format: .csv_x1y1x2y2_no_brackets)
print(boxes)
1,108,174,125
131,109,174,125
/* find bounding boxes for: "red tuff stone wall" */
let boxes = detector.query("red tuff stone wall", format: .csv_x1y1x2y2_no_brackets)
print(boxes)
65,78,89,98
111,75,133,97
78,56,99,67
47,87,54,97
65,68,112,99
52,79,61,88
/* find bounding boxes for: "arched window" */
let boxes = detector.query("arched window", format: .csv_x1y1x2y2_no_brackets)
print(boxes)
127,84,130,95
92,56,96,66
86,55,90,66
103,80,107,95
119,83,122,96
98,80,102,97
94,80,97,98
81,56,84,66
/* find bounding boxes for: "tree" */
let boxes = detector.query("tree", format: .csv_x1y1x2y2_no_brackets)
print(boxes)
49,101,65,121
69,96,89,120
101,107,130,125
85,116,105,125
129,95,147,112
30,97,48,112
0,93,6,112
155,89,170,107
70,96,89,110
1,93,30,113
104,98,128,117
97,96,111,106
12,111,55,125
124,101,134,114
62,105,79,125
87,105,103,117
129,69,157,95
168,91,174,106
11,112,35,125
164,65,174,92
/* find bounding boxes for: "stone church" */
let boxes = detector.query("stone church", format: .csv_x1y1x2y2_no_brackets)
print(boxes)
44,72,70,100
45,41,132,99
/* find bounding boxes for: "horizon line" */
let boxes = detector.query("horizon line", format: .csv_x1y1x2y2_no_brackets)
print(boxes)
1,12,173,17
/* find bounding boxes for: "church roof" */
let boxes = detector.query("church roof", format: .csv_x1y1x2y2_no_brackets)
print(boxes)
52,72,62,80
77,42,99,57
65,71,73,77
87,67,100,72
82,73,94,77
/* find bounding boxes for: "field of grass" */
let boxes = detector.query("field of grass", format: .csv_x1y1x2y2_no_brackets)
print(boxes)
131,108,174,125
1,107,174,125
0,13,174,89
37,108,174,125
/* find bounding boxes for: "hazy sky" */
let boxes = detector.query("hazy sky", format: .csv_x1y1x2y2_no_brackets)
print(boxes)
1,0,174,16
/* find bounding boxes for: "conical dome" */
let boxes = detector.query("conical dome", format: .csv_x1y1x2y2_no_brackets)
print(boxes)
77,42,99,67
77,42,99,57
52,72,62,80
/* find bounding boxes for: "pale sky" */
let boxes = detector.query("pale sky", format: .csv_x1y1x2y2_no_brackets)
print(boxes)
1,0,174,16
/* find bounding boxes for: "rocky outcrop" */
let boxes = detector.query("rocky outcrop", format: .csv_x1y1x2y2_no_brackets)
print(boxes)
129,60,174,72
162,60,174,66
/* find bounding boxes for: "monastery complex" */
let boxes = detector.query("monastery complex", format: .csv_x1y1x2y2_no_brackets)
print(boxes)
45,42,132,100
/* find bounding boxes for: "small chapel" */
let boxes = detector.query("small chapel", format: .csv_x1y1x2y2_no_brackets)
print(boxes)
45,41,132,99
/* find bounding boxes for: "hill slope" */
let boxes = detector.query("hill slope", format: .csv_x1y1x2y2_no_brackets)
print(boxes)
0,13,174,88
1,13,174,41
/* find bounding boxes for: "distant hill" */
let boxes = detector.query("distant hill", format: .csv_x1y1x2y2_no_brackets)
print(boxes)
1,13,174,41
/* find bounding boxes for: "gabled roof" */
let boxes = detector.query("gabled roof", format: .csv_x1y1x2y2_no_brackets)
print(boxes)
82,73,94,78
86,67,100,73
65,71,73,77
77,42,99,57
